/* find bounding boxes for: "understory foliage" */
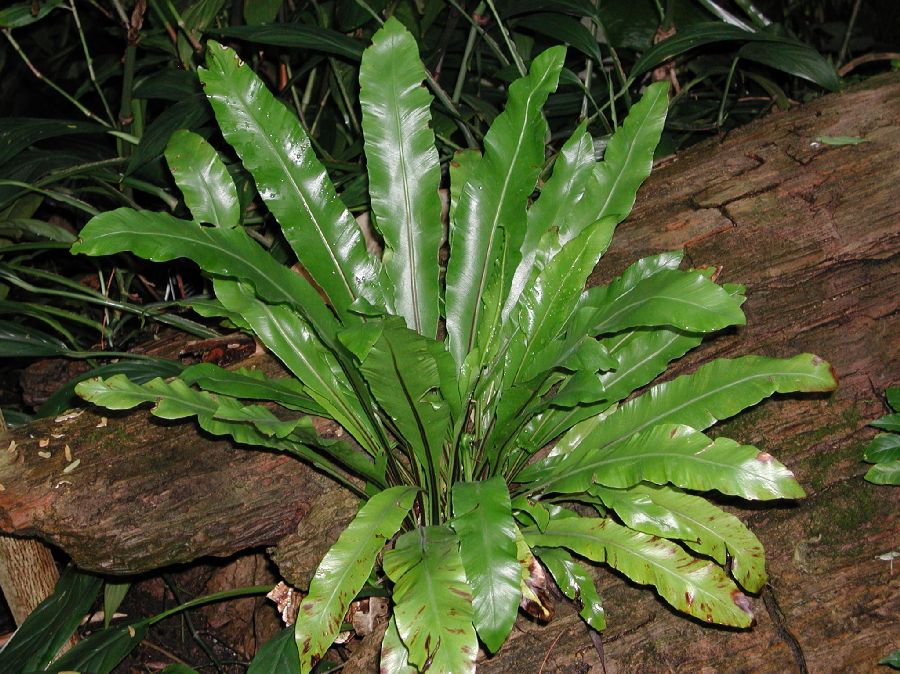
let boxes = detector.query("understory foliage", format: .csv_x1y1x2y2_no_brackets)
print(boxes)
73,19,836,673
862,386,900,485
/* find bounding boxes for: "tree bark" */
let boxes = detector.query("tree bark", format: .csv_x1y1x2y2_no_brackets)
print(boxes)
1,72,898,671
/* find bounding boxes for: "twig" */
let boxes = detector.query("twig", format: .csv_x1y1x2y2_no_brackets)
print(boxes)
69,0,116,125
837,0,863,67
485,0,527,77
838,51,900,77
2,29,111,127
537,628,566,674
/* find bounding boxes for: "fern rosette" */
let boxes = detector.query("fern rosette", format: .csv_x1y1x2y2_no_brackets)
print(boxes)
72,18,836,673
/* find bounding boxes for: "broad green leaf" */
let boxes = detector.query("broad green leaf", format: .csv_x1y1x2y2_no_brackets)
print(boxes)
445,46,565,366
512,495,550,531
525,517,754,627
380,616,416,674
243,0,282,25
36,359,184,420
593,484,767,592
72,209,340,341
737,41,840,91
865,460,900,485
879,649,900,668
524,423,805,500
0,0,65,29
448,149,481,224
585,268,746,335
295,486,417,673
0,118,104,169
165,129,240,227
508,220,617,386
76,373,379,484
125,95,212,175
568,353,837,455
516,13,603,63
200,41,381,315
631,23,839,91
213,279,380,454
181,363,324,415
886,387,900,411
248,627,299,673
360,18,442,337
103,581,131,628
589,81,669,223
209,24,365,60
864,433,900,463
0,567,102,672
384,526,477,674
0,319,69,357
535,547,605,630
46,621,146,674
505,123,596,317
871,413,900,432
451,478,521,652
339,318,450,487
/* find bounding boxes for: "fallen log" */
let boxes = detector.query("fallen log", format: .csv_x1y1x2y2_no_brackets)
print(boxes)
1,71,898,672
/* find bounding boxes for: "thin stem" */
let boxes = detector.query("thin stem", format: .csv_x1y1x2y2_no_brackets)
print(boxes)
445,0,510,69
70,0,116,125
452,1,485,104
717,57,740,128
424,70,478,148
484,0,527,77
837,0,863,67
2,29,111,127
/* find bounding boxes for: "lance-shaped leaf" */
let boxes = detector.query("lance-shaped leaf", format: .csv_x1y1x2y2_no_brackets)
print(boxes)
359,18,442,338
589,81,669,223
200,41,381,315
535,547,605,630
863,433,900,464
448,149,481,224
445,46,565,366
165,129,240,227
506,221,616,386
180,363,324,415
594,484,768,592
339,317,450,486
213,279,381,454
525,517,754,627
522,423,805,500
451,478,521,652
572,353,837,454
504,122,596,318
295,486,417,673
584,268,746,335
71,209,340,341
383,526,477,674
518,278,748,448
75,374,380,485
865,461,900,485
380,616,416,674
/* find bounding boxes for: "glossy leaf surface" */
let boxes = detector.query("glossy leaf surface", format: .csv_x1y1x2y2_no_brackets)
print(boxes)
0,567,102,672
523,423,805,500
247,627,298,674
445,46,565,366
360,18,442,337
200,41,381,314
593,484,767,592
451,478,521,652
384,526,477,674
535,546,605,630
295,486,417,673
47,621,146,674
165,129,240,227
525,517,754,627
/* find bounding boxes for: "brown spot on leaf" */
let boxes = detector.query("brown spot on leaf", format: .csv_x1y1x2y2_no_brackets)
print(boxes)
756,451,774,462
732,590,754,619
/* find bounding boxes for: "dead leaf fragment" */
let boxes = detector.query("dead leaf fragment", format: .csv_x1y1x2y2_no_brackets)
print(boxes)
64,444,72,462
6,440,16,453
96,416,108,428
39,438,50,448
38,450,52,459
267,582,301,626
63,459,80,474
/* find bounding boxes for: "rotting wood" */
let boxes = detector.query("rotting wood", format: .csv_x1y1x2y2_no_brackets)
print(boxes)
0,72,898,671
